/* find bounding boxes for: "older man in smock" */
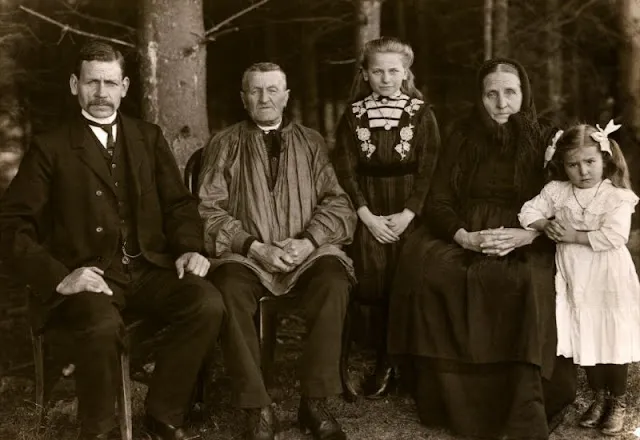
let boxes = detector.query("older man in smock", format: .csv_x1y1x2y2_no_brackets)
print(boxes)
199,62,356,440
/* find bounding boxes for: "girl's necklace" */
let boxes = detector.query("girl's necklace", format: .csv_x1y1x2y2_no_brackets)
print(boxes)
372,100,395,131
572,180,603,215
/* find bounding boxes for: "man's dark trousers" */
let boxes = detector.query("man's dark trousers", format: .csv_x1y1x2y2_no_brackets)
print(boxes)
51,259,225,435
209,256,350,408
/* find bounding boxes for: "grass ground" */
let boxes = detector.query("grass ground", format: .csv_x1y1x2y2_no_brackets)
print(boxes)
2,231,640,440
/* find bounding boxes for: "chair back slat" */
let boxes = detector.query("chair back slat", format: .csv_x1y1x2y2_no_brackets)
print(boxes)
183,148,204,196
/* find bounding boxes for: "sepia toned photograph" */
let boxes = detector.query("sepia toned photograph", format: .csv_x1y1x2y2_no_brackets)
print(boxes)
1,0,640,439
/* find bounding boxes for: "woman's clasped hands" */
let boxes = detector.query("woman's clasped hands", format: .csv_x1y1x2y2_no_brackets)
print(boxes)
455,227,539,256
357,206,415,244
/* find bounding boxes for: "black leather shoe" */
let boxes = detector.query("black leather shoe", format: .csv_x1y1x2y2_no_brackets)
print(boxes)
77,427,119,440
298,397,346,440
363,362,395,400
245,405,279,440
143,415,201,440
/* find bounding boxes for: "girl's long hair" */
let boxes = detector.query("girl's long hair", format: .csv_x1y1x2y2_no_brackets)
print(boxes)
546,124,631,189
349,36,423,101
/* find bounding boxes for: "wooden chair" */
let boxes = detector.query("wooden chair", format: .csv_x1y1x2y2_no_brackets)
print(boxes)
184,147,357,401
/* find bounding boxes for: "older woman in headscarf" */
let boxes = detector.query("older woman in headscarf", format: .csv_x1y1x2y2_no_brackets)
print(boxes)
387,58,577,439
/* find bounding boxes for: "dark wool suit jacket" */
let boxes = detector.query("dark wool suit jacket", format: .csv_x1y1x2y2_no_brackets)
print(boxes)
0,113,204,329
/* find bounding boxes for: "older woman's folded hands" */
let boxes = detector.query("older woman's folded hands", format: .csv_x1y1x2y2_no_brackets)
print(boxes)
454,227,539,256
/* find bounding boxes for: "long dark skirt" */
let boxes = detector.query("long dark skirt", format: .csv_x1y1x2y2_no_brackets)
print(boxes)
404,356,576,439
388,220,576,438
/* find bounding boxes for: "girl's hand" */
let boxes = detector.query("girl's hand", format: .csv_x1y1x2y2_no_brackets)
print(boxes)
548,220,580,243
358,206,400,244
385,209,415,236
543,219,566,242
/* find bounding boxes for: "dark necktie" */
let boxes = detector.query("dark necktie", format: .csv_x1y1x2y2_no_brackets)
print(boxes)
86,120,116,157
263,130,281,189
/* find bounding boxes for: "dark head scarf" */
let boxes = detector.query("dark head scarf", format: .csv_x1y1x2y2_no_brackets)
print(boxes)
452,57,545,200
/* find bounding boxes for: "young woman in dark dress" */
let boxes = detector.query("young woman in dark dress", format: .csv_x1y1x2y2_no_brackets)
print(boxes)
332,37,441,398
387,58,577,438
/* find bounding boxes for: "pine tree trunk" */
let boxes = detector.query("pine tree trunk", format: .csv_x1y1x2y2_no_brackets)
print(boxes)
484,0,493,60
494,0,508,58
139,0,209,171
356,0,382,54
546,0,562,117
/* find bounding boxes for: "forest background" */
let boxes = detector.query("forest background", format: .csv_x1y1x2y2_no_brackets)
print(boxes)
1,0,640,439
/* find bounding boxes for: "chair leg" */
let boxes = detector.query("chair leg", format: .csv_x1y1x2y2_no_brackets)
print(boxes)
340,302,358,402
258,301,277,388
117,351,133,440
31,329,46,428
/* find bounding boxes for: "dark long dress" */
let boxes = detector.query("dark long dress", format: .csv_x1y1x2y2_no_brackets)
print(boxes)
388,112,577,438
333,93,440,346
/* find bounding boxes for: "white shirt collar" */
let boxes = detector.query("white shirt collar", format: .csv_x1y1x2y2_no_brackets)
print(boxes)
82,109,117,125
256,121,281,133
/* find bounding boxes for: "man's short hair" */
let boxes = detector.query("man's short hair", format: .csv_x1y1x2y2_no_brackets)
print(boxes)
74,40,126,78
241,62,287,92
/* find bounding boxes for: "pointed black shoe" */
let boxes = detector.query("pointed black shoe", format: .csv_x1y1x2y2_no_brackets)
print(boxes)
579,389,608,428
298,397,346,440
143,415,201,440
245,405,279,440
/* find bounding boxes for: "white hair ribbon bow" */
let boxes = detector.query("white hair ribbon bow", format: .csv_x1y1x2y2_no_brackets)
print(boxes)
544,130,563,168
590,119,621,155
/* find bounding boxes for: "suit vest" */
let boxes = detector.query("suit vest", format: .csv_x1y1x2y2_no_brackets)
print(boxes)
87,121,141,257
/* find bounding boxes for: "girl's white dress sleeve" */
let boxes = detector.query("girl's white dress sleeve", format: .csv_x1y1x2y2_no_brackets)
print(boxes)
587,191,638,251
518,181,558,230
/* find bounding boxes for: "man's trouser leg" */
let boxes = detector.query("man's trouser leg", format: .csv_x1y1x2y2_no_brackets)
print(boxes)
295,256,350,398
55,292,124,435
208,263,271,408
128,268,225,426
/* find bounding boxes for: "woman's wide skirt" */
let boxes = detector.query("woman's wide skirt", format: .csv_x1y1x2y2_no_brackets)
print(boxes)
389,226,576,439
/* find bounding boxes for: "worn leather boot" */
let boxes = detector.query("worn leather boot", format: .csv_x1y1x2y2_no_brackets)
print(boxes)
579,389,608,428
245,405,279,440
298,397,346,440
601,394,627,436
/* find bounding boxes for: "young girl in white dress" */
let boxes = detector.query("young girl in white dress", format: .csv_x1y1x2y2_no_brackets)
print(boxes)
518,121,640,436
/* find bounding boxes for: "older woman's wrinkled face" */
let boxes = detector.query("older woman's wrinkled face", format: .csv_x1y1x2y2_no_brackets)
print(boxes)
482,71,523,124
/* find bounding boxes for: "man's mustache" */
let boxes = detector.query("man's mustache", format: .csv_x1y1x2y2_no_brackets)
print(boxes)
89,100,113,108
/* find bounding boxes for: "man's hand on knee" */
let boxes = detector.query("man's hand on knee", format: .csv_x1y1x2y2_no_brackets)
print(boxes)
175,252,211,278
56,267,113,296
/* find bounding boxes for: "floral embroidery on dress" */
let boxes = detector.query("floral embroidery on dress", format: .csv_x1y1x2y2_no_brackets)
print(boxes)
351,100,367,119
403,98,423,117
357,127,375,158
352,95,423,160
395,124,414,159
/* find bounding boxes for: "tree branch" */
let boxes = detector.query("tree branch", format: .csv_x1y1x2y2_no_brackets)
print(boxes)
19,6,135,48
202,26,240,43
203,0,270,38
56,0,136,34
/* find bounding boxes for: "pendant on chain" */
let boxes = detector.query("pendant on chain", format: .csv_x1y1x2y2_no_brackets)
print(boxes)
384,123,392,130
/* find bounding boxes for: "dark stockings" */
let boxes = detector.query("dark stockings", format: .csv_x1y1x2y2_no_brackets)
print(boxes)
584,364,629,396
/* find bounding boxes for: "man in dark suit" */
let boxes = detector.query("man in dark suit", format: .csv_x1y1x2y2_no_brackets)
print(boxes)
0,41,223,440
